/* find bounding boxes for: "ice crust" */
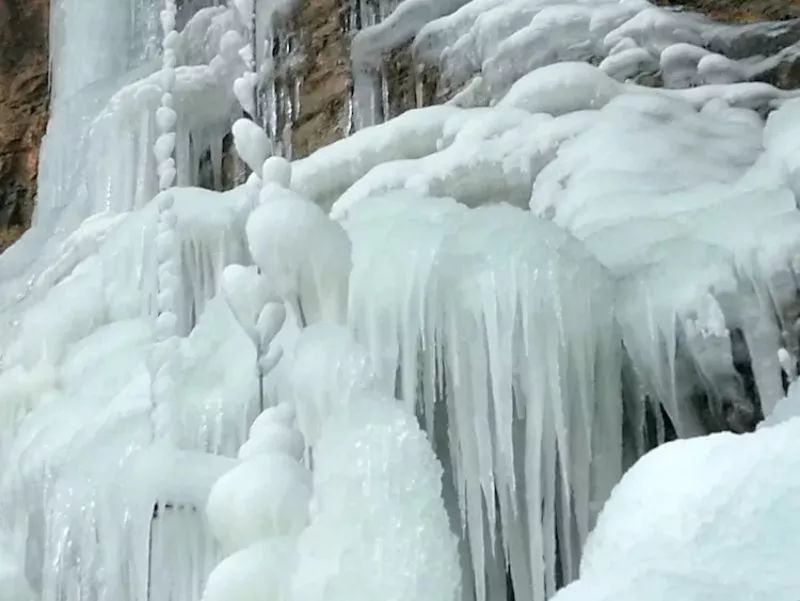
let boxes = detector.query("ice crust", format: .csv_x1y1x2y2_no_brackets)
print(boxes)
552,414,800,601
2,1,800,601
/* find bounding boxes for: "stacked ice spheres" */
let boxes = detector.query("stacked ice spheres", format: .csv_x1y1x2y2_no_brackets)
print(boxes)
204,404,309,601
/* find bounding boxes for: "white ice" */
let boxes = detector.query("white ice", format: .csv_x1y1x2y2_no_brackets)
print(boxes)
3,1,800,601
206,454,311,554
553,415,800,601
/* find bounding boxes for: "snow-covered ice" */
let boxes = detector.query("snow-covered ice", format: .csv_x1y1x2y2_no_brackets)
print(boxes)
206,453,311,554
2,1,800,601
202,538,297,601
553,414,800,601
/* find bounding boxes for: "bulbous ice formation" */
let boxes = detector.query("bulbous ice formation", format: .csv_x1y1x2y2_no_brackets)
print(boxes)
238,424,304,460
498,61,621,115
246,195,351,325
233,118,272,173
239,405,305,461
289,324,378,446
262,156,293,188
252,403,297,428
220,265,275,339
202,538,296,601
282,323,461,601
206,453,311,554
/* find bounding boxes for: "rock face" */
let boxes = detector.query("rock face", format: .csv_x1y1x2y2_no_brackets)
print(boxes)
659,0,800,21
292,0,350,159
0,0,49,252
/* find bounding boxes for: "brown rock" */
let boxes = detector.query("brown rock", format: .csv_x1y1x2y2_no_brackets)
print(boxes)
0,0,49,252
292,0,350,159
657,0,800,21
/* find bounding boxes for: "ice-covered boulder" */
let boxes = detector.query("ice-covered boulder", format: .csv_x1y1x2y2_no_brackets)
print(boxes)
554,416,800,601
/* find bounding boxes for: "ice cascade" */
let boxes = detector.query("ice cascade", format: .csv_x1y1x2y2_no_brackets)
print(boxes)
2,1,800,601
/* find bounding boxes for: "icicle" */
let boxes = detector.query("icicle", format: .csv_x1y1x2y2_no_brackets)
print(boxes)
344,196,622,601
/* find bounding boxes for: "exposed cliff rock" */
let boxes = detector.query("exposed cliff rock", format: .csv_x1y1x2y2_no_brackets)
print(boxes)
659,0,800,21
292,0,350,158
0,0,49,252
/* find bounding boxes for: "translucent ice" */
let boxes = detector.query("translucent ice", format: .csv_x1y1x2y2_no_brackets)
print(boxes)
291,398,461,601
0,545,33,601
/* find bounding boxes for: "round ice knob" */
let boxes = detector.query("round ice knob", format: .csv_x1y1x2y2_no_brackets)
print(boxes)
206,455,311,554
202,539,295,601
239,421,305,461
261,156,292,188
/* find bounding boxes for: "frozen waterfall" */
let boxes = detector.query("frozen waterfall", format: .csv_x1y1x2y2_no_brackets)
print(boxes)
1,1,800,601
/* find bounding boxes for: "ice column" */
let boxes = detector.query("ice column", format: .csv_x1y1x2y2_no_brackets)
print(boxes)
203,409,310,601
149,192,181,443
156,0,179,192
147,0,181,444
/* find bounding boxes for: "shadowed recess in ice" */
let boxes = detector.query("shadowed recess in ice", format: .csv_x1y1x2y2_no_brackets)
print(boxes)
1,1,800,601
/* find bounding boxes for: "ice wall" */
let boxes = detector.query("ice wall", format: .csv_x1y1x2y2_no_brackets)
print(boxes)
1,1,800,601
344,195,623,599
319,3,800,599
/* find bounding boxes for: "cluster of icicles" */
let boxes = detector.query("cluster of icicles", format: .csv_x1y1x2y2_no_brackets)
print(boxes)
2,1,800,601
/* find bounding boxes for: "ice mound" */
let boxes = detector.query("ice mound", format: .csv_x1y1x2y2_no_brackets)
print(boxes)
206,454,311,554
553,414,800,601
238,419,305,460
291,397,462,601
202,538,297,601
